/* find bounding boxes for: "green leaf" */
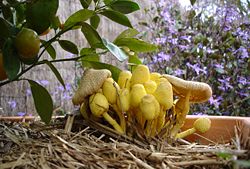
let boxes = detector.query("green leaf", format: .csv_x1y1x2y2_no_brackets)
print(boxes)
28,80,53,124
100,10,132,28
64,9,94,29
129,54,142,65
58,40,79,55
46,44,56,59
104,0,113,5
44,60,65,89
0,18,12,49
190,0,196,5
81,59,121,81
80,47,96,55
102,38,127,62
2,38,20,80
114,28,139,43
26,0,59,34
80,0,92,8
51,16,61,30
14,3,26,25
90,15,100,29
110,1,140,14
81,22,104,48
114,38,158,52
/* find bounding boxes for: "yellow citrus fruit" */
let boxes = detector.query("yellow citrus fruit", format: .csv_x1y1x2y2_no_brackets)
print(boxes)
0,52,7,81
15,28,40,63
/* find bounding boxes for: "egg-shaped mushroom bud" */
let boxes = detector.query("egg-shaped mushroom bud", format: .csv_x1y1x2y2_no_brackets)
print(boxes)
130,65,150,85
102,78,120,104
139,94,159,121
130,84,147,108
144,80,157,94
118,70,132,89
153,80,173,110
117,88,130,112
150,72,161,84
89,93,123,134
175,117,211,139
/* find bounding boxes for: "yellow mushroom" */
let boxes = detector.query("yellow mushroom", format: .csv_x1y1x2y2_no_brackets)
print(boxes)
118,70,132,89
153,80,173,110
175,117,211,139
72,69,111,105
117,88,130,112
139,94,159,121
150,72,161,84
130,84,147,108
162,74,212,103
143,80,157,94
130,64,150,85
89,93,123,134
102,78,120,104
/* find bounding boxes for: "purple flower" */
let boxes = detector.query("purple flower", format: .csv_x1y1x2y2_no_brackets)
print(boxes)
155,37,167,44
57,85,65,91
237,76,249,85
17,112,26,116
186,62,207,75
218,77,233,91
174,69,185,76
8,100,17,109
209,96,222,108
157,52,171,61
180,35,191,43
62,93,71,100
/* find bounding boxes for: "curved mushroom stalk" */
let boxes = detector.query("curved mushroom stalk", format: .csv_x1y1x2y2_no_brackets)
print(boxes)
176,117,211,139
89,93,124,134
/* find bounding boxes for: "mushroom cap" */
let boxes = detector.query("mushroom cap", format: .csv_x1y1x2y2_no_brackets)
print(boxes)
162,74,212,103
72,69,111,105
193,117,211,133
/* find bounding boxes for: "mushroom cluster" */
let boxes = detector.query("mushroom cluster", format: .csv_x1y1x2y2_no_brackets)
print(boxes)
72,65,212,139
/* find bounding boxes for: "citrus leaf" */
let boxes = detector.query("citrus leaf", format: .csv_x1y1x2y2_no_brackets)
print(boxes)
2,5,13,23
80,47,96,55
81,59,121,81
90,15,100,29
28,80,53,124
58,40,79,55
64,9,94,29
129,54,142,65
110,0,140,14
44,60,65,89
114,38,158,52
100,9,132,28
114,28,139,43
102,38,127,62
26,0,59,34
81,22,104,48
0,18,12,48
80,0,92,9
46,44,56,60
2,38,20,80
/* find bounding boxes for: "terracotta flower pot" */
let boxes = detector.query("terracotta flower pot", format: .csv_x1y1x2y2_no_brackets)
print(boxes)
181,115,250,145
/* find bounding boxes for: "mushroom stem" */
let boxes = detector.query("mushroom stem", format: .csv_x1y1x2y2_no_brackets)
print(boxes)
103,112,124,134
175,117,211,139
112,104,126,133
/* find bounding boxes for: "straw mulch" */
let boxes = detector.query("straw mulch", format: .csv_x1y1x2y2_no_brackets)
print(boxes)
0,114,248,169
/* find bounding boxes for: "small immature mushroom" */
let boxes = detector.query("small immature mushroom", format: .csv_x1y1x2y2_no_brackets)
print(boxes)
153,80,173,110
130,84,147,108
143,80,157,94
150,72,161,84
102,78,120,104
139,94,159,121
118,70,132,89
72,69,111,105
89,93,123,134
175,117,211,139
117,88,130,112
162,74,212,103
130,64,150,85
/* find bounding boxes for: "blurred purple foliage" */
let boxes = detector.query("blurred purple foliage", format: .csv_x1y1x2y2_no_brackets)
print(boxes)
141,0,250,116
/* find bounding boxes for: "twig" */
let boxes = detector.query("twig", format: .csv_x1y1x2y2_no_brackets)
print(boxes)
172,159,225,166
127,150,155,169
